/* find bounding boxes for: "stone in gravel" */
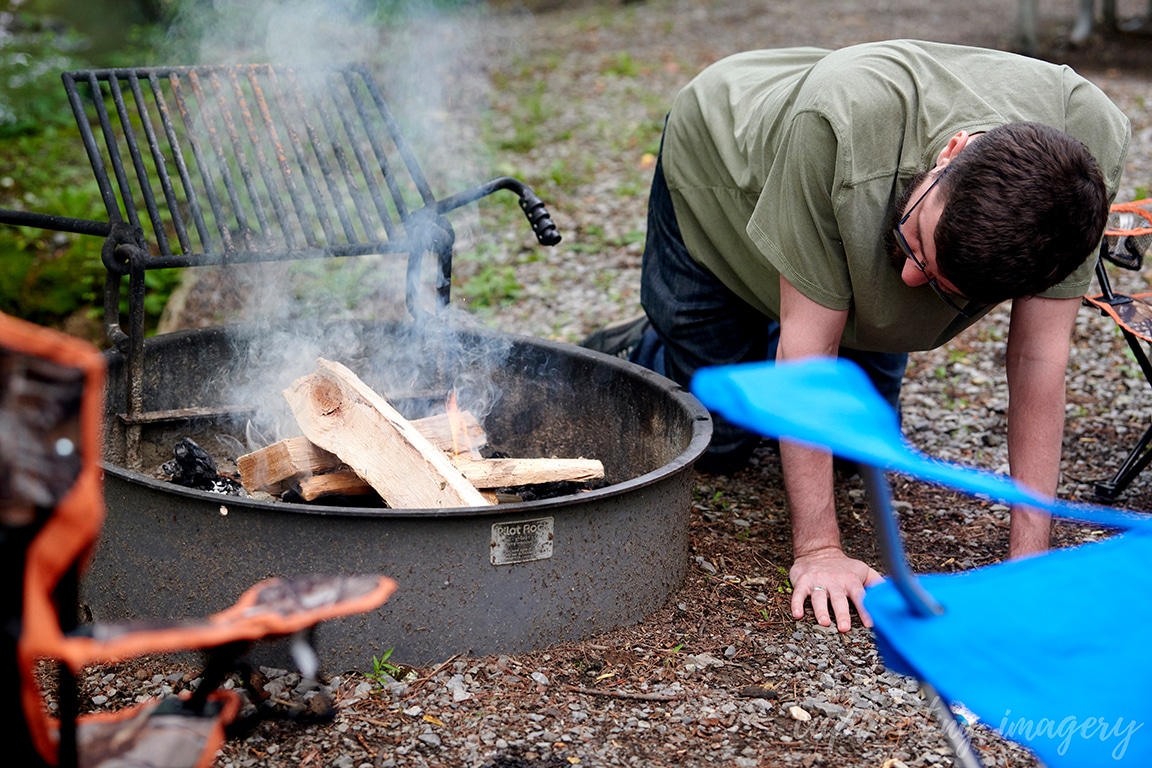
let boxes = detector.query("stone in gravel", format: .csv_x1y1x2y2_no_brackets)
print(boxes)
447,674,473,701
684,653,724,670
788,705,811,722
417,732,442,747
803,697,847,717
530,671,550,686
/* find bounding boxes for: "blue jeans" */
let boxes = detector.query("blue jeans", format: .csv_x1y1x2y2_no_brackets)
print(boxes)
636,154,907,474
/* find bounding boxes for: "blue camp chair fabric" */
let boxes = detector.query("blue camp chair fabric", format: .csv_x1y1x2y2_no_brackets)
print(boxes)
866,533,1152,766
690,358,1152,767
691,358,1152,533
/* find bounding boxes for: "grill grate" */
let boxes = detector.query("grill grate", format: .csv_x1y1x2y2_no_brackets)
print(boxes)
68,64,462,266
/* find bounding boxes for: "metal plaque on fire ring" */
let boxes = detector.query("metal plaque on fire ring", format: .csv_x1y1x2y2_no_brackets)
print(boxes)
490,517,554,565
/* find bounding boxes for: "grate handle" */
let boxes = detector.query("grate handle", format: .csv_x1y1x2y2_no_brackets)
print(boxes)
436,176,561,247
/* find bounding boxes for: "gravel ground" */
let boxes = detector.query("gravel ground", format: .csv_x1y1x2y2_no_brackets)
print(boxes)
73,1,1152,767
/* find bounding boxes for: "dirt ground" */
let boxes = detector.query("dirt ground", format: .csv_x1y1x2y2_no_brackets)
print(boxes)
67,1,1152,767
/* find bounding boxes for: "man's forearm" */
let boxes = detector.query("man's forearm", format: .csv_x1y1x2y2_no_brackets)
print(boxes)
774,275,850,556
780,440,843,557
1006,387,1063,557
1005,296,1079,557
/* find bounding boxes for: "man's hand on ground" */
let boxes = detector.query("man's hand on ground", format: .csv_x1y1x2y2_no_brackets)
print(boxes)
789,548,883,633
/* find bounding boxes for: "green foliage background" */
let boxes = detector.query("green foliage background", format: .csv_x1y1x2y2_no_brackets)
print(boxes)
0,3,172,340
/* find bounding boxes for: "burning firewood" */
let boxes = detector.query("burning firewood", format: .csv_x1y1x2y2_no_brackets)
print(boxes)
410,410,487,457
237,437,340,496
283,358,491,509
242,437,604,501
293,469,504,504
281,457,605,502
451,457,604,487
294,469,376,501
243,359,606,507
238,410,486,496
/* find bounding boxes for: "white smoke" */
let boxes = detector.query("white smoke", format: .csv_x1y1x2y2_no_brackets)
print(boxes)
157,0,511,453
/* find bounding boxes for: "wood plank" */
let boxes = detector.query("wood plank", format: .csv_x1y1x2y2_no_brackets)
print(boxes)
297,471,508,505
452,457,604,488
274,456,609,501
297,469,375,501
283,359,490,509
238,437,338,494
411,411,487,457
293,457,604,495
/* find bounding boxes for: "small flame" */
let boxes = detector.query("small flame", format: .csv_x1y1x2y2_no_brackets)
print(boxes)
446,390,471,458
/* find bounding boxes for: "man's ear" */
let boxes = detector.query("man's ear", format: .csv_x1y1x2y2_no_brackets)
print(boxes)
934,130,974,169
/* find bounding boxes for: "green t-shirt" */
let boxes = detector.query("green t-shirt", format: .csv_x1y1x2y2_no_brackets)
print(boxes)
662,40,1131,352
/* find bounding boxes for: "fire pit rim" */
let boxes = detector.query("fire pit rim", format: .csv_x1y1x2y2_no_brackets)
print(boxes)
101,333,713,519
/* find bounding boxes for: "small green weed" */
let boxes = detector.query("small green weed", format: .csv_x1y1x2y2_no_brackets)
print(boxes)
775,566,793,594
662,642,685,668
368,648,407,688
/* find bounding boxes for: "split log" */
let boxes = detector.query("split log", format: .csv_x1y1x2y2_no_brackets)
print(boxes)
237,410,486,495
296,470,376,501
288,456,604,501
238,437,339,495
296,469,503,505
413,410,486,458
283,358,490,509
451,457,604,488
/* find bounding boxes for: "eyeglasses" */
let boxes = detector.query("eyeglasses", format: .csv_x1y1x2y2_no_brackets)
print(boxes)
893,171,972,318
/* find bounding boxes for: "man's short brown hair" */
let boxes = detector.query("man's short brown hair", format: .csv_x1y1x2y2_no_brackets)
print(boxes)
934,122,1108,304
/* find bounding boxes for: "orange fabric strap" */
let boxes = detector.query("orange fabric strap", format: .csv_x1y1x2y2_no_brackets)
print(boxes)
1085,293,1152,344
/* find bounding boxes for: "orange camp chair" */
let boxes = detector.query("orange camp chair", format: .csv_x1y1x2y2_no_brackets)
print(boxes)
1083,199,1152,501
0,311,397,768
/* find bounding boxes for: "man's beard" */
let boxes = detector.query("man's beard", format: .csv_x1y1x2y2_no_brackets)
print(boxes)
884,170,929,271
